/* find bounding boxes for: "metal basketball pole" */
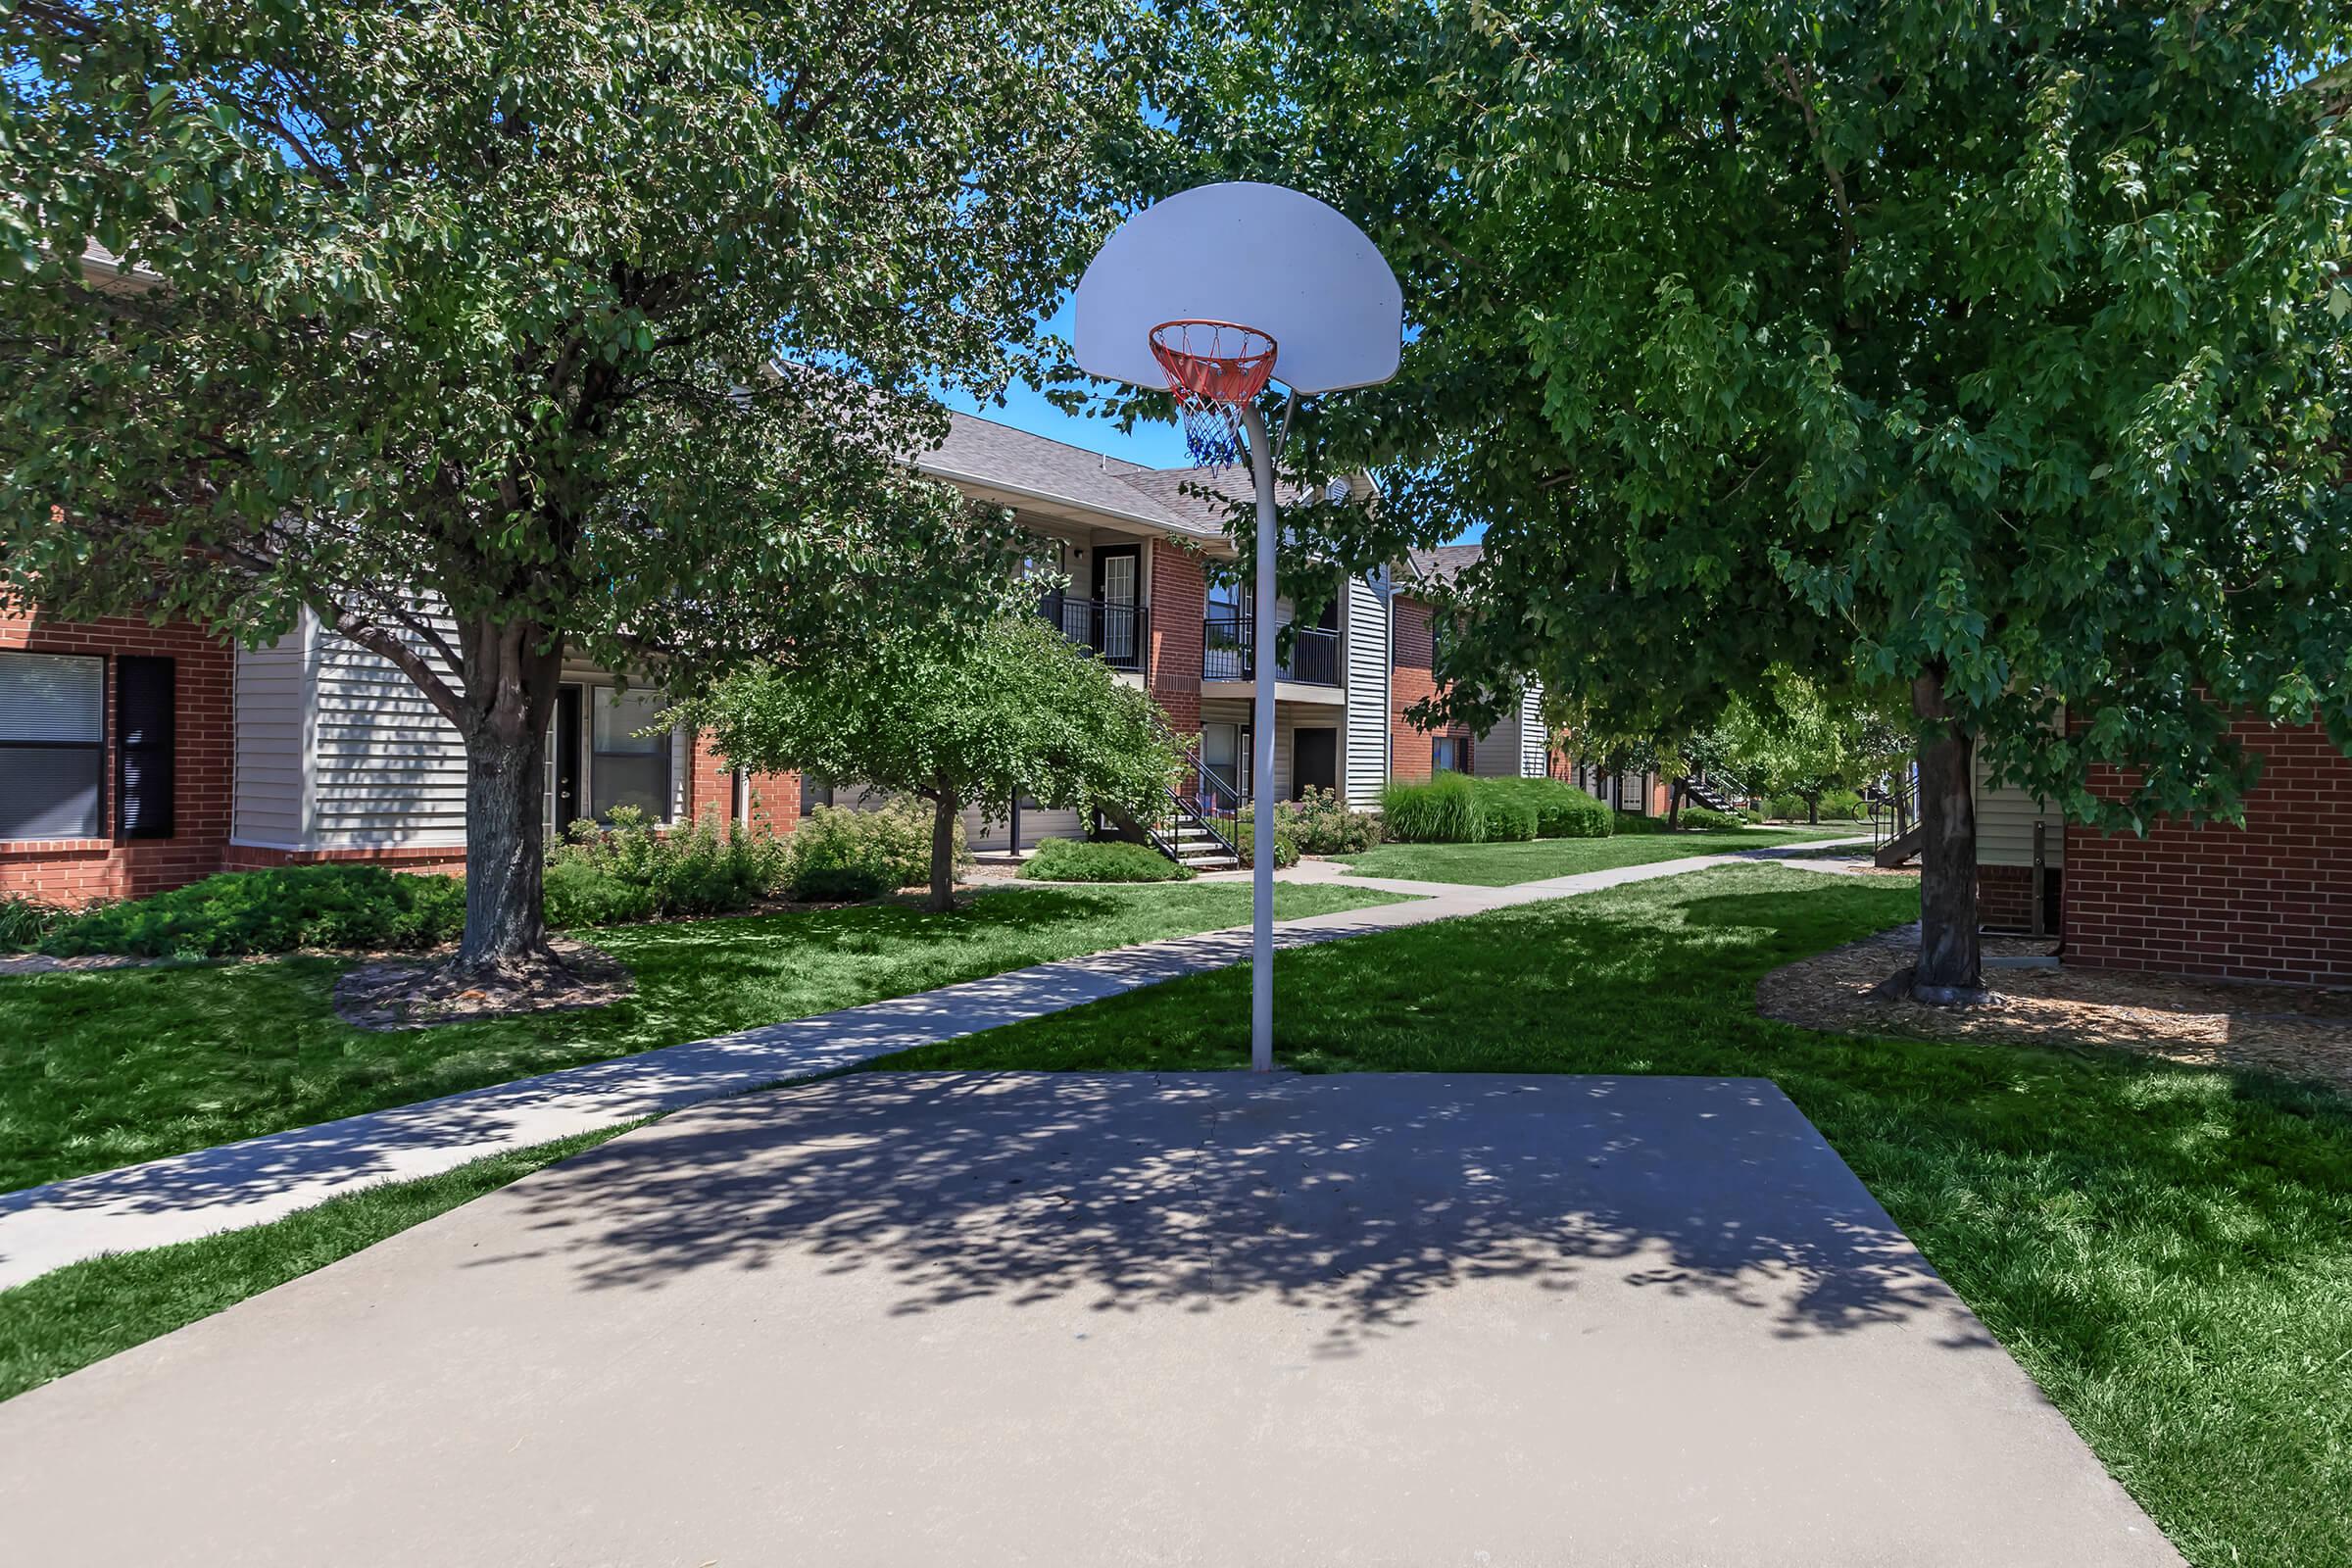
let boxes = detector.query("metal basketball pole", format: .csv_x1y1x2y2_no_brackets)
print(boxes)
1239,403,1279,1073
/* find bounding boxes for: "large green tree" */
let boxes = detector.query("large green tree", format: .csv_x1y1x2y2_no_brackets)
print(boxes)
1,0,1153,977
681,615,1183,910
1178,1,2352,999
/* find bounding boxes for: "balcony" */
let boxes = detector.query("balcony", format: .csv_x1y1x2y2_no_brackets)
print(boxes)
1042,595,1148,671
1201,616,1342,687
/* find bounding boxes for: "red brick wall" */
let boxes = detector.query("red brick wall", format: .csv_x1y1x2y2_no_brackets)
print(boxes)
1388,595,1471,784
0,612,235,905
2066,719,2352,985
221,843,469,878
1147,540,1204,735
1977,862,2063,933
685,734,800,833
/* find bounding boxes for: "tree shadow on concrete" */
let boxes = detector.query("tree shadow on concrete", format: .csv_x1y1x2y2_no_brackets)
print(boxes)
469,1071,1989,1358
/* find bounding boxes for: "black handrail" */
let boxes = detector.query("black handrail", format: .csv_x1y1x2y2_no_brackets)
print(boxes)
1200,616,1341,686
1041,595,1148,671
1135,721,1240,863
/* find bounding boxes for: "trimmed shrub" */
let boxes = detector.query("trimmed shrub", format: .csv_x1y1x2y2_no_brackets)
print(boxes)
1822,788,1867,822
548,807,789,921
784,800,947,902
41,865,467,958
1614,809,1673,834
0,893,67,952
1473,783,1539,842
1280,786,1382,855
541,858,660,928
1380,774,1483,843
1474,777,1607,839
1676,805,1747,832
1235,808,1301,868
1763,792,1809,821
1018,837,1191,883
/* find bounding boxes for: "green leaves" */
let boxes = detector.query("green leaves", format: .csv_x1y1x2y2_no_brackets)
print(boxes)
1196,0,2352,829
3,0,1153,683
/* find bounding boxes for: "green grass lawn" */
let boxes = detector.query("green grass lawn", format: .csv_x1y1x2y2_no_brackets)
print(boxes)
6,864,2345,1568
887,865,2352,1568
0,880,1404,1193
1336,825,1860,885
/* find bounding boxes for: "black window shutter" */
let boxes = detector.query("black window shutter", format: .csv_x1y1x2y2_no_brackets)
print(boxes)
117,656,175,840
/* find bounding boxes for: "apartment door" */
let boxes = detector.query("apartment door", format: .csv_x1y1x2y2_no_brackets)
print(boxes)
554,685,584,830
1293,727,1338,799
1094,545,1140,665
1200,721,1246,806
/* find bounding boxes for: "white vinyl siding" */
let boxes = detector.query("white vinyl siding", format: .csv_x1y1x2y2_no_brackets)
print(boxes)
1519,685,1549,777
231,608,685,853
230,628,309,848
1200,699,1294,802
310,612,470,848
1974,753,2066,868
1342,575,1390,806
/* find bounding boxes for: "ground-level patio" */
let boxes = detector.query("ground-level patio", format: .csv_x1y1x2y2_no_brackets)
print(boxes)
0,1070,2176,1566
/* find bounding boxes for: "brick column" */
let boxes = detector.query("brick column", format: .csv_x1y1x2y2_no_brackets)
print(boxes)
1147,540,1204,734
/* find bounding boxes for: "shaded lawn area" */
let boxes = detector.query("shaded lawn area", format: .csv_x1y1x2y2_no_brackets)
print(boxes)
891,865,2352,1568
0,880,1403,1193
1337,825,1860,885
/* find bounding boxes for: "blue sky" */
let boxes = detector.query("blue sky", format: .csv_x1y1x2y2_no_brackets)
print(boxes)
937,298,1200,466
939,298,1484,544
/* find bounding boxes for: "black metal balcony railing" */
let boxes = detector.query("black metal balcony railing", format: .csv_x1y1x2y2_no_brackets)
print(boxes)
1200,616,1342,686
1042,595,1148,670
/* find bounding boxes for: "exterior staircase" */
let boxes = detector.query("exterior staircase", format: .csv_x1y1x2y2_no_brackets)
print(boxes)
1683,776,1739,814
1130,721,1242,872
1156,804,1241,872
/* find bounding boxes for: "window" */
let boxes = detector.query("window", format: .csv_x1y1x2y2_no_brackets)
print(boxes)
589,688,672,820
1206,571,1247,620
800,776,835,815
1432,735,1470,774
116,656,175,839
0,653,105,840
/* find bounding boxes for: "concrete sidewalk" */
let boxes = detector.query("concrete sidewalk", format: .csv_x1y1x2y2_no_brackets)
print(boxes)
0,1072,2180,1566
0,839,1869,1288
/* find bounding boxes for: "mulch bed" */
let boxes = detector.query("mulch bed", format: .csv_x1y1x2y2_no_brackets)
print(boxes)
1759,925,2352,1096
333,938,635,1032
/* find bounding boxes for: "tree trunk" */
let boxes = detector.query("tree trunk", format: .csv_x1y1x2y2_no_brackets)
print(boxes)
455,620,564,976
1666,778,1684,830
1805,791,1821,825
928,786,959,913
1911,666,1985,1004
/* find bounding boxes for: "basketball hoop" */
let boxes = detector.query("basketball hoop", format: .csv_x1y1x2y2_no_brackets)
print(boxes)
1150,319,1277,468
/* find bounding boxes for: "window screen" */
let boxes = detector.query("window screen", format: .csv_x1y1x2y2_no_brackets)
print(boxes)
0,653,105,839
590,688,672,820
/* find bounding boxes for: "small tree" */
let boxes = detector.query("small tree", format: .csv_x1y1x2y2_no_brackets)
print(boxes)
682,617,1182,911
1721,679,1909,825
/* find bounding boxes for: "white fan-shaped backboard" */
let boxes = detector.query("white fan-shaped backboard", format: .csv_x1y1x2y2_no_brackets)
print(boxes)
1074,183,1401,396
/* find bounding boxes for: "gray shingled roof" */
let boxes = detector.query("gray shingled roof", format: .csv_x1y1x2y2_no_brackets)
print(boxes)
1406,544,1485,587
920,411,1326,543
921,412,1222,537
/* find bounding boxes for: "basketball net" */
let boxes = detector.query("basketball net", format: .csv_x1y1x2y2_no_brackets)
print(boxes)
1150,319,1277,468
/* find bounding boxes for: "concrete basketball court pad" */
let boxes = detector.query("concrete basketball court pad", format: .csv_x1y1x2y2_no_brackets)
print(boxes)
0,1072,2178,1566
